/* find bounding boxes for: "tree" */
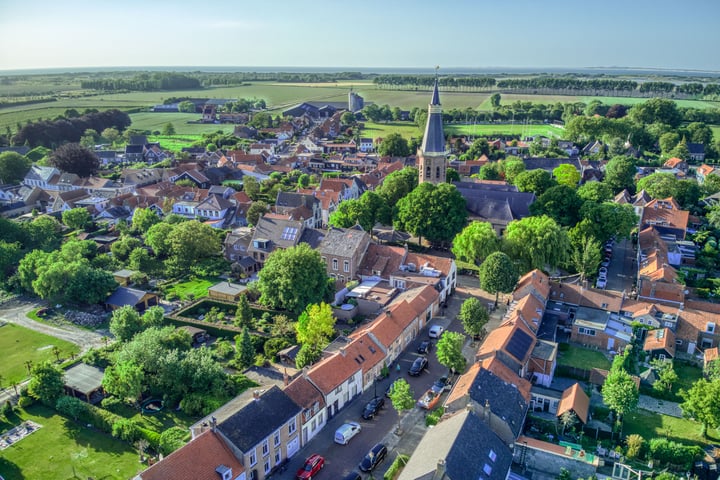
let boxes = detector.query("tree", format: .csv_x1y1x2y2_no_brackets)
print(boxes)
579,203,638,242
680,378,720,435
101,127,120,144
132,207,160,233
559,410,578,435
295,344,321,369
62,207,92,231
625,434,645,459
452,221,501,265
603,156,637,193
166,220,222,271
178,101,195,113
395,182,467,246
49,143,100,177
340,111,356,126
388,378,415,416
577,182,613,203
568,233,602,281
246,201,269,227
552,164,581,188
602,367,639,427
237,327,256,368
0,151,31,184
102,361,144,404
27,362,64,406
629,98,682,128
513,169,556,195
258,243,332,314
0,240,21,280
159,426,188,455
530,185,584,227
435,331,466,374
652,359,678,394
144,222,175,257
478,252,518,306
235,295,253,328
458,297,489,339
490,93,501,109
376,167,418,208
502,157,526,184
296,302,336,350
162,123,176,135
504,215,570,272
109,306,144,342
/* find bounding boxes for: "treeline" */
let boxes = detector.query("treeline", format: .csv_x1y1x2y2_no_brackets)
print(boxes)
12,109,131,148
373,75,720,97
199,71,364,85
80,72,201,91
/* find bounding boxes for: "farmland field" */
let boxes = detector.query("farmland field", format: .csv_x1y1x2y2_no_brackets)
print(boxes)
130,112,234,135
0,323,80,384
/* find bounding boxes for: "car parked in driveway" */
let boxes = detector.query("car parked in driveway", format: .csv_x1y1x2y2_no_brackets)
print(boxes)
297,454,324,480
417,341,432,354
359,443,387,472
408,356,428,376
362,396,385,420
417,388,441,410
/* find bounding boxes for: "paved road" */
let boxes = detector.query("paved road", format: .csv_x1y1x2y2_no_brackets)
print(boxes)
606,238,636,294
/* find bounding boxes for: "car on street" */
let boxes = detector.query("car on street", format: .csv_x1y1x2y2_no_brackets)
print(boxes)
359,443,388,472
417,341,432,354
596,277,607,289
334,422,362,445
601,258,611,268
428,325,444,338
417,388,441,410
408,356,428,376
341,472,362,480
431,375,451,394
362,396,385,420
297,454,324,480
385,379,399,397
599,267,608,276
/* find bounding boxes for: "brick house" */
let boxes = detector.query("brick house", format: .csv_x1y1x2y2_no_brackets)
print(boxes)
318,226,371,286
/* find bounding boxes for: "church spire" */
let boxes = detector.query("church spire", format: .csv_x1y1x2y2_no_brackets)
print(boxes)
421,69,445,154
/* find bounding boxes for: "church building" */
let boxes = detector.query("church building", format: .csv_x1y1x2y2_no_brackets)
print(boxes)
417,78,447,185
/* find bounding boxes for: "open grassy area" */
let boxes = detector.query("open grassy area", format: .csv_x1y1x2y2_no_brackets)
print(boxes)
0,323,80,383
361,121,423,140
672,362,703,397
129,112,234,135
557,344,611,370
0,405,141,480
624,408,720,446
147,134,204,151
163,276,222,301
445,123,564,138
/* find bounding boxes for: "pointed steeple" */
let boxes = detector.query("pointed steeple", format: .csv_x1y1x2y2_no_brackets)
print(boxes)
421,73,445,154
430,76,440,106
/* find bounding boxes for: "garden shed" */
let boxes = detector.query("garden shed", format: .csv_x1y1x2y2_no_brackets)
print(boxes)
208,281,247,303
63,363,105,404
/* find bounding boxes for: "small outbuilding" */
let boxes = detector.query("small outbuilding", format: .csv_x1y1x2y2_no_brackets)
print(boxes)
178,325,209,346
208,281,247,303
105,286,159,312
556,383,590,424
643,328,676,361
112,269,136,287
64,363,105,404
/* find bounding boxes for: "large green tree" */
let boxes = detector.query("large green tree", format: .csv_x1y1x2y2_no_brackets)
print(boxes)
144,222,175,258
529,185,584,227
436,331,466,374
458,297,489,338
328,191,391,232
577,182,613,203
102,361,144,404
132,208,161,234
395,182,467,245
296,302,336,351
246,201,269,227
513,169,556,195
504,215,570,272
567,233,602,282
603,156,637,193
378,132,410,157
0,151,31,184
602,367,639,427
388,378,415,416
258,243,332,314
552,164,581,188
62,207,93,231
579,203,638,242
452,221,500,266
376,167,418,208
166,220,222,271
478,251,518,306
680,378,720,436
237,327,256,368
27,362,64,406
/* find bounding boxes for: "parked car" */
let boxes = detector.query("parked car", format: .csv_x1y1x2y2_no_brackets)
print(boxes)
362,396,385,420
601,258,611,268
417,341,432,354
385,379,399,397
596,278,607,289
431,375,451,394
428,325,444,338
341,472,362,480
598,267,608,276
334,422,362,445
359,443,388,472
408,356,428,376
417,389,441,410
296,454,324,480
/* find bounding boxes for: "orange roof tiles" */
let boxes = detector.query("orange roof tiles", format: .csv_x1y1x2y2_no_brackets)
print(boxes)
283,376,325,410
641,197,690,235
513,269,550,301
138,430,244,480
663,157,685,168
513,293,546,333
363,300,417,348
481,356,532,402
444,362,481,407
358,244,407,278
557,383,590,424
705,347,719,364
643,328,676,357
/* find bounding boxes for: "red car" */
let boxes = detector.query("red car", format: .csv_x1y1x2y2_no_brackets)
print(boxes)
296,454,325,480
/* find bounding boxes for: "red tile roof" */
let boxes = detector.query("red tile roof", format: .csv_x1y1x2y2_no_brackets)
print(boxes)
284,374,325,410
307,351,361,395
137,430,244,480
513,269,550,302
643,328,676,357
557,383,590,424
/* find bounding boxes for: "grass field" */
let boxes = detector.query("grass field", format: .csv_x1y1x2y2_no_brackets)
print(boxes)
130,112,233,135
445,123,564,138
361,121,423,140
0,405,141,480
624,408,720,446
557,345,611,370
0,323,80,383
147,134,204,150
163,276,222,301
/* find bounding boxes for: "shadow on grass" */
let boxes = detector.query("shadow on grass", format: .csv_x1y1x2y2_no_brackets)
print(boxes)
0,456,25,479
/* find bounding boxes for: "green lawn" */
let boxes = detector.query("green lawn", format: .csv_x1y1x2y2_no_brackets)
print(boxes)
107,401,196,432
164,276,221,301
361,121,423,140
624,409,720,446
557,345,611,370
0,323,80,384
147,134,205,151
672,363,703,398
0,405,142,480
129,112,233,135
445,123,564,138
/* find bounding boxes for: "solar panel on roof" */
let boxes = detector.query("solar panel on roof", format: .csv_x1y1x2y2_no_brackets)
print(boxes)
281,226,298,241
505,329,533,362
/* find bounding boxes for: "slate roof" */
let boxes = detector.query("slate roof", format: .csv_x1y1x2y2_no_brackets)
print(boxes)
276,191,319,211
217,386,300,453
688,142,705,154
105,287,154,308
469,367,529,438
319,226,368,258
454,182,535,225
397,410,512,480
420,78,445,154
137,430,244,480
208,282,247,297
250,217,304,252
523,157,581,173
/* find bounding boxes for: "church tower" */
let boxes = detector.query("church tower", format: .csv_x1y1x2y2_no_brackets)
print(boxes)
417,76,446,185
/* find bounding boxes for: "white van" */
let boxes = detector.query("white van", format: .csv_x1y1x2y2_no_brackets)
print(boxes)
334,422,362,445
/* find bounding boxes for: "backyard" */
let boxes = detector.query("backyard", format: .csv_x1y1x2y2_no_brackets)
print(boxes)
0,323,80,384
162,276,222,301
623,408,720,446
0,405,141,480
557,344,612,371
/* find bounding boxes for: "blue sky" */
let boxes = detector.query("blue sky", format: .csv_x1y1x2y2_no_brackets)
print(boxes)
1,0,718,71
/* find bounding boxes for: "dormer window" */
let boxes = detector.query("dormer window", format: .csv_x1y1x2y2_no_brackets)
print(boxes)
216,465,232,480
708,322,716,334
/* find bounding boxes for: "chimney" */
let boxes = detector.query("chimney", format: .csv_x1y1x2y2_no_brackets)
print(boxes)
484,399,491,422
283,368,289,387
211,416,217,432
302,366,309,379
432,459,447,480
339,347,346,357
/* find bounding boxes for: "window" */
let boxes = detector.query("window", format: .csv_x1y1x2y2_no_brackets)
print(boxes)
249,451,257,467
488,450,497,462
288,418,296,435
483,464,493,476
264,459,271,474
425,166,430,179
275,450,281,465
708,323,716,334
332,259,338,271
436,166,440,179
343,260,349,273
274,431,281,447
262,440,269,456
394,279,406,289
578,327,596,336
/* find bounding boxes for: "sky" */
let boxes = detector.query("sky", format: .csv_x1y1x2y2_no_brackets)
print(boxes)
1,0,719,72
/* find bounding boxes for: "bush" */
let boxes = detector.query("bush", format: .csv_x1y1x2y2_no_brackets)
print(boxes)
100,396,124,413
264,337,291,361
112,418,141,442
159,426,188,455
383,454,410,480
55,396,90,421
625,434,645,459
426,407,444,427
17,394,35,408
1,400,13,419
649,438,703,469
138,427,161,450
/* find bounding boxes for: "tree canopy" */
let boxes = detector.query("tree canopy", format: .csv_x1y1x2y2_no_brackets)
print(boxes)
514,169,556,195
376,167,418,208
49,143,100,177
451,221,500,265
296,302,336,351
603,156,637,193
478,251,518,305
395,182,467,245
378,132,410,157
0,151,31,184
435,331,466,374
504,215,570,272
458,297,489,338
28,362,65,406
529,185,584,227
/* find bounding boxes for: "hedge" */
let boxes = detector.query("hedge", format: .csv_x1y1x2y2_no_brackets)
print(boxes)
384,454,410,480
